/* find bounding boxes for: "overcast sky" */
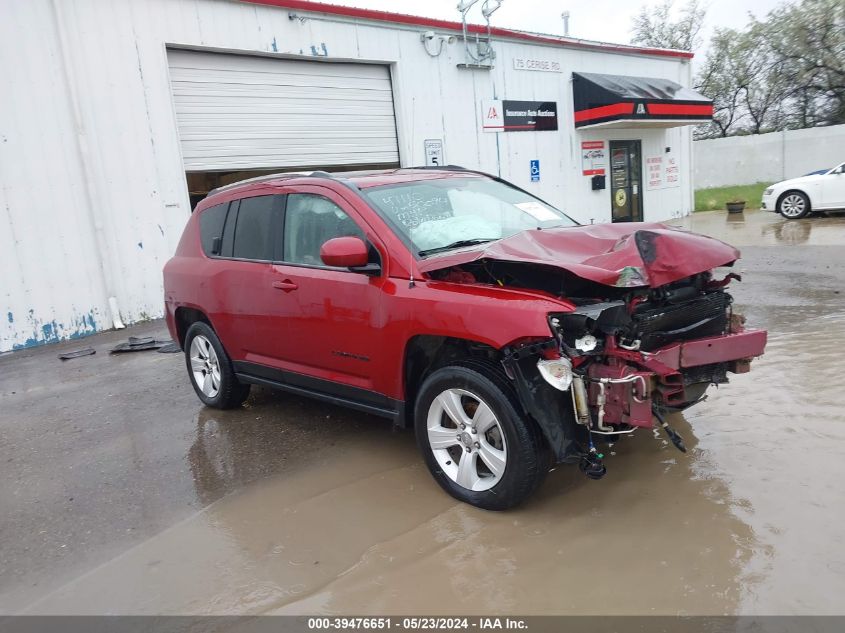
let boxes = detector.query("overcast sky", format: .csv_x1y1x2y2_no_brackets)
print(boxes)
327,0,786,61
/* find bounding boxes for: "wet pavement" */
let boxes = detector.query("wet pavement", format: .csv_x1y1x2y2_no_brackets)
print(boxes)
1,209,844,615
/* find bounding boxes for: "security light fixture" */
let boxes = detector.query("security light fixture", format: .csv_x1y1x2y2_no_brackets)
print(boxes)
481,0,502,19
456,0,503,68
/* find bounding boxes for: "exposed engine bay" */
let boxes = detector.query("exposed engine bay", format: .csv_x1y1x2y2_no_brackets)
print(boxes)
427,259,767,477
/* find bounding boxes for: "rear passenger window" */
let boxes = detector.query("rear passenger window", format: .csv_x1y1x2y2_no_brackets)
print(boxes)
232,196,276,261
199,203,229,256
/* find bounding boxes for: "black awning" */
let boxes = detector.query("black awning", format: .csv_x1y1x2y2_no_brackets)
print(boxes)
572,72,713,129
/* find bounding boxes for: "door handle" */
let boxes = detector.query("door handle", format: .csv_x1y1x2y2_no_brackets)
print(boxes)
272,279,298,292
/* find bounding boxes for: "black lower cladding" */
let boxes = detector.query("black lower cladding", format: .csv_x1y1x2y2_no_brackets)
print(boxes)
503,354,584,463
632,290,731,351
232,360,405,424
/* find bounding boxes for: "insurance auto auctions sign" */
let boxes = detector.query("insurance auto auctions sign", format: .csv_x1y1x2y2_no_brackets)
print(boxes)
482,100,558,132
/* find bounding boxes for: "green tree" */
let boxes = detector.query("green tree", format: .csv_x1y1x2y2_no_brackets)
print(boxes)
735,23,792,134
694,0,844,136
694,29,748,138
763,0,845,127
630,0,706,51
695,27,790,138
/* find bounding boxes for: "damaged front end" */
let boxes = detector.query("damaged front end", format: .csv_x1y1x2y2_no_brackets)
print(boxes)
500,270,767,478
423,223,767,478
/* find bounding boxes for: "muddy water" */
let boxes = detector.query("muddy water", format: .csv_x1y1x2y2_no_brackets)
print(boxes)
19,211,845,615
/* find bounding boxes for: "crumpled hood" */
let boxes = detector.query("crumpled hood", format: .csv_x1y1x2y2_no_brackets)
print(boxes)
418,222,740,288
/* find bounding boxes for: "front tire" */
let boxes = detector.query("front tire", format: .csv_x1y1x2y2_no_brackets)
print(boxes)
184,322,250,409
778,191,810,219
414,360,549,510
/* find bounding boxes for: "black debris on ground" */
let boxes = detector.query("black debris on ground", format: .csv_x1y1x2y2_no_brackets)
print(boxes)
57,347,96,361
110,336,178,354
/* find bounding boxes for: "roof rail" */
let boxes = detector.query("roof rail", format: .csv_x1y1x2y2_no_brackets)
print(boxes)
406,165,507,181
207,170,340,197
405,164,469,171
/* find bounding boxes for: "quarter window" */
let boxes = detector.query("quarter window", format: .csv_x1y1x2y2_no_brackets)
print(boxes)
283,194,365,266
232,195,276,261
198,203,228,256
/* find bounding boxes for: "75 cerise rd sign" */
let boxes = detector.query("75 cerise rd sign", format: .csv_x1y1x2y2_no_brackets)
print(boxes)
513,58,562,73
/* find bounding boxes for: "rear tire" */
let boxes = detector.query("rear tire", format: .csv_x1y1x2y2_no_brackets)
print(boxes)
778,191,810,219
184,322,250,409
414,359,550,510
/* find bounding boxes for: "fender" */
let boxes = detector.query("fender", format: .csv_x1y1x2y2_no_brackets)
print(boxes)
375,279,575,399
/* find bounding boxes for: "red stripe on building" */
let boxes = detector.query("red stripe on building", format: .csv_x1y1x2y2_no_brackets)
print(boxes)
574,102,635,123
646,103,713,116
239,1,695,59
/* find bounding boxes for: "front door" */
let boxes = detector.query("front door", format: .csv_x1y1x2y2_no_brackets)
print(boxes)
267,186,387,397
609,140,643,222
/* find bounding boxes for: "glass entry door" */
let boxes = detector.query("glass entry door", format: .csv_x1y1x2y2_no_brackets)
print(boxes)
609,140,643,222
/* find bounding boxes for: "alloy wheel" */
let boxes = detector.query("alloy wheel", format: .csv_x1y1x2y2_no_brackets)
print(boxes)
781,194,806,218
426,388,507,491
190,335,221,398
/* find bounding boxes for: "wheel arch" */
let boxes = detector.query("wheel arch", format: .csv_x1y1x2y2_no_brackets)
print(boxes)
401,335,500,427
174,306,214,348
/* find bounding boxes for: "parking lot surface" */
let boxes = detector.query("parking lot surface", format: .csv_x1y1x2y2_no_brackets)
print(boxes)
2,210,844,615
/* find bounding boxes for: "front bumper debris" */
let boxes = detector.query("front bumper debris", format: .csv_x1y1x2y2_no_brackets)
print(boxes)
644,329,767,371
502,327,767,463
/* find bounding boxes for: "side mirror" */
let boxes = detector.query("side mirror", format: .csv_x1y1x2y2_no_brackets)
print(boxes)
320,236,377,272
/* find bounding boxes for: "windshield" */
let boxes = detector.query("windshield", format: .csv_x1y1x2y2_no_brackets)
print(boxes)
363,176,577,256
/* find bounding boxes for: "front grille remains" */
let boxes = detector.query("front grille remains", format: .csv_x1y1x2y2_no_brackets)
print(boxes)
632,291,731,351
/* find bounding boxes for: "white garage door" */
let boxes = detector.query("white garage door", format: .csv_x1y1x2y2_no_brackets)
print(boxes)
167,49,400,172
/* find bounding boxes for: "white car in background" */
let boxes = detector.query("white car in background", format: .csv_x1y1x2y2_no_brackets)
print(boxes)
762,163,845,219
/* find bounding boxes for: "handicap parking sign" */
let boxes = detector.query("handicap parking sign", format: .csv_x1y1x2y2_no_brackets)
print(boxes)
530,159,540,182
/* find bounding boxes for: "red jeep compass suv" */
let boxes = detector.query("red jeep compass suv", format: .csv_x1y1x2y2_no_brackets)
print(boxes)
164,167,766,509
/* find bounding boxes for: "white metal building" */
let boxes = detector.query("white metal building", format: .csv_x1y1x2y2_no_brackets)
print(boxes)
0,0,711,352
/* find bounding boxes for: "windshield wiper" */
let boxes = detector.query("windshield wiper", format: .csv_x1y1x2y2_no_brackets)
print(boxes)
418,238,496,257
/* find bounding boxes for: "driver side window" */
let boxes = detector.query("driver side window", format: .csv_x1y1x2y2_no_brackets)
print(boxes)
283,194,365,266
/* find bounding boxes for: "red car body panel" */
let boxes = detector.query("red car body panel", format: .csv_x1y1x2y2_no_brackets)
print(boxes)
417,223,740,288
646,329,768,370
164,177,574,401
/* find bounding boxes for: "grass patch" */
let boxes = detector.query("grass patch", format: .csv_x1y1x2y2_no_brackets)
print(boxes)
694,182,770,212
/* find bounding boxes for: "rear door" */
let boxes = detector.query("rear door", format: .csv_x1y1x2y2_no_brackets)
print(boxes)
207,194,285,364
267,186,389,398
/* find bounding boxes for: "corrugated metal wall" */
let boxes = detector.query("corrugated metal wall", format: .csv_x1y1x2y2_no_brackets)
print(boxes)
0,0,692,352
168,49,399,171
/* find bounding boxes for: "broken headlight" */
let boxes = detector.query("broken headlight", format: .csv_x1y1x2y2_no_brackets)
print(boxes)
548,302,632,354
536,357,573,391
